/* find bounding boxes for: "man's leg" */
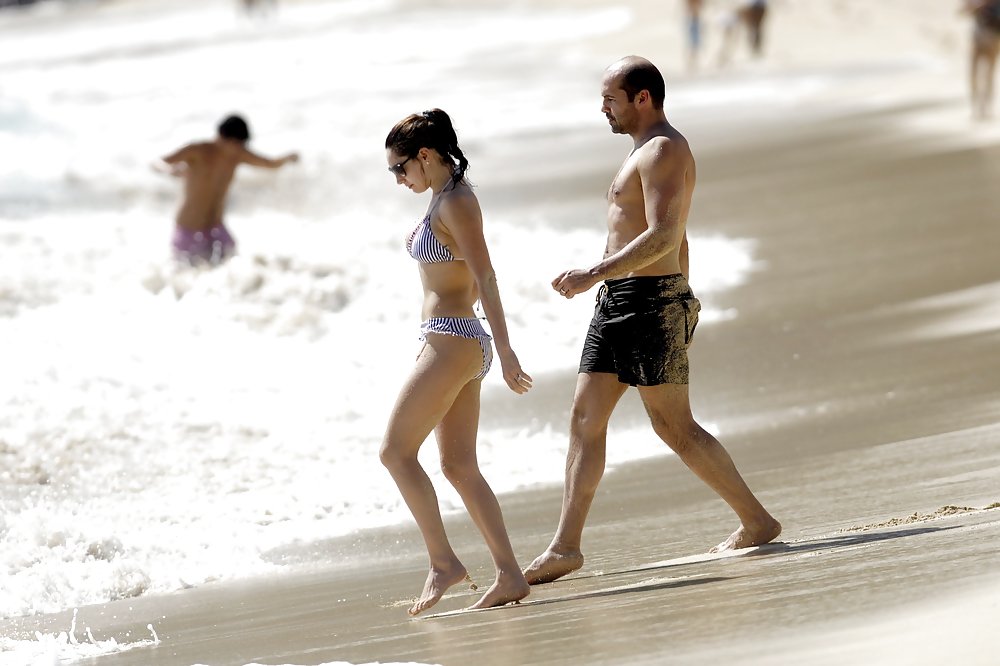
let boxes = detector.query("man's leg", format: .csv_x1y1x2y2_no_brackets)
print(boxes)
637,383,781,552
971,44,986,119
523,372,628,584
746,4,766,55
982,45,998,118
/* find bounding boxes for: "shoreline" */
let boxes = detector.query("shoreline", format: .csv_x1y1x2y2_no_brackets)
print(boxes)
5,446,999,665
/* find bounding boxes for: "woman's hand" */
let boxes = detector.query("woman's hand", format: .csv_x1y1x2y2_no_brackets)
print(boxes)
498,349,532,395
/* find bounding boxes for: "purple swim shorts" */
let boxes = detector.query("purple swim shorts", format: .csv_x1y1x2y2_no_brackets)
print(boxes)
172,224,236,265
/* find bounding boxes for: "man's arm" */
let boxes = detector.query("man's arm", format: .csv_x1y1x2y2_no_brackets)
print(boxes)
553,138,687,296
679,231,689,279
592,139,686,278
239,147,299,169
152,144,195,176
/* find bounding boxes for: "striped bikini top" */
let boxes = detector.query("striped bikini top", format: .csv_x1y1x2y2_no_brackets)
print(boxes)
406,213,457,263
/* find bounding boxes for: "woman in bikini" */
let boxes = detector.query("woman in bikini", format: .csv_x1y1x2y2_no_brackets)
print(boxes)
380,108,532,615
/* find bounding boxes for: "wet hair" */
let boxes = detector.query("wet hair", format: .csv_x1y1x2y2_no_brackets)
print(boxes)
616,58,665,110
385,108,469,184
218,115,251,143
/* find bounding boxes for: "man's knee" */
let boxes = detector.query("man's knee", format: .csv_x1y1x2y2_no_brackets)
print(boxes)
645,404,699,449
647,409,675,440
569,402,611,442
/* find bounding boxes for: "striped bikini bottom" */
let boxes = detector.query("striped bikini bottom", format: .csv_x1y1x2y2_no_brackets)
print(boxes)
419,317,493,380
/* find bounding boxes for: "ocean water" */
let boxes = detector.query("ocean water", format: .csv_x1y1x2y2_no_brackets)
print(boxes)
0,1,782,651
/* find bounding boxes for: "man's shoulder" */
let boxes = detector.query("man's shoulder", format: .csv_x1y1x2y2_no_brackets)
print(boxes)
182,141,216,157
637,133,692,168
648,128,690,152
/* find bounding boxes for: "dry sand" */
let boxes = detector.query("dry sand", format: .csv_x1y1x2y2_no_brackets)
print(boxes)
4,0,1000,664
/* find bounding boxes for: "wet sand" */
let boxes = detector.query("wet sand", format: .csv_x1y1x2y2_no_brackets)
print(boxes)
4,0,1000,664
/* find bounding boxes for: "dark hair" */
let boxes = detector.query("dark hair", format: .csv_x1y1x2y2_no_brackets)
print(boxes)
618,59,665,110
218,115,251,142
385,108,469,184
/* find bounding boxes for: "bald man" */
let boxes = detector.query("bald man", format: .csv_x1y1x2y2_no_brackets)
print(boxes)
524,56,781,585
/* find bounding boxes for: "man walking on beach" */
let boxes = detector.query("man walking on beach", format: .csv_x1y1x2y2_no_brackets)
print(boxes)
156,114,299,266
524,56,781,585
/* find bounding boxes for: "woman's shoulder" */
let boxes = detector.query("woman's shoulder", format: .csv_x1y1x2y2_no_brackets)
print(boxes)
437,182,482,221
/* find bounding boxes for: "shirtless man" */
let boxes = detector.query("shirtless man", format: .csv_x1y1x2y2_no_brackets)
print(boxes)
524,56,781,585
157,115,298,266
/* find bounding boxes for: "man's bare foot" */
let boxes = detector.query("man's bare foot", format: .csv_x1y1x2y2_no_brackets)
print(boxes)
710,517,782,553
522,548,584,585
468,570,531,610
407,564,472,616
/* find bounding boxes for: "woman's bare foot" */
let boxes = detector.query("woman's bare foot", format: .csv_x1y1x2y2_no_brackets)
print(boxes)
710,517,782,553
408,564,471,616
468,570,531,610
522,548,584,585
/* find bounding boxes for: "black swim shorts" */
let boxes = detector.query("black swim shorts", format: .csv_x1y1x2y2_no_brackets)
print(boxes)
579,274,701,386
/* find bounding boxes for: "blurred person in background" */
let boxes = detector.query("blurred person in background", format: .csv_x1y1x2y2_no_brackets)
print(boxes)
380,108,533,615
962,0,1000,120
718,0,768,66
240,0,277,17
742,0,768,55
684,0,705,71
154,114,298,266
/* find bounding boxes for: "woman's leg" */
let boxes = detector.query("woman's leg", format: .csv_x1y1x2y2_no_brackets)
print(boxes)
435,363,530,609
379,335,481,615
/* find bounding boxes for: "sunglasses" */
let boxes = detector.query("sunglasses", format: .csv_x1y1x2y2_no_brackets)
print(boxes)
388,155,413,177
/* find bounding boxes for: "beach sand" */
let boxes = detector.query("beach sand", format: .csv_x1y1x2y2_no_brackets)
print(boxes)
4,0,1000,664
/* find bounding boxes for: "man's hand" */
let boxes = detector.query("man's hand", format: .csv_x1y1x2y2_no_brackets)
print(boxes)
552,268,600,299
151,160,186,178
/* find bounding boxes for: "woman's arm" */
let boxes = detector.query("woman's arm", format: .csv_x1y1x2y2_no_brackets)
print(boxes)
439,191,532,395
